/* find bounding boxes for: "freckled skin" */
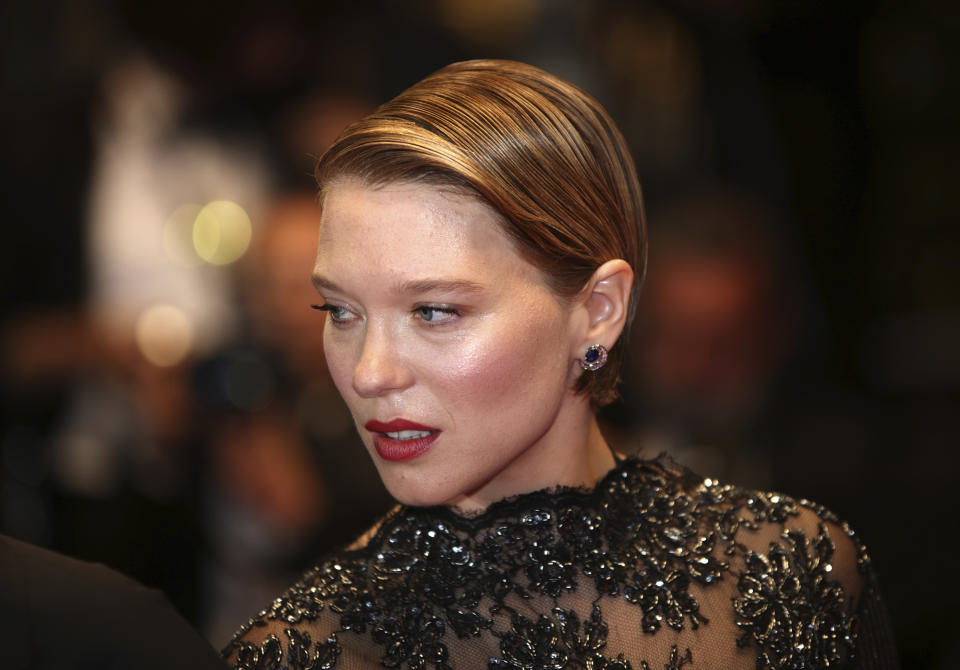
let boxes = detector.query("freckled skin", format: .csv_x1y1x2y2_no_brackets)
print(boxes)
314,179,614,512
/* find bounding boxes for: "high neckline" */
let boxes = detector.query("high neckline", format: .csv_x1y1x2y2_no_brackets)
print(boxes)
388,453,656,530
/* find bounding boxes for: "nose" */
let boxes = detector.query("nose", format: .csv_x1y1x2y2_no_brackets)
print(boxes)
352,324,413,398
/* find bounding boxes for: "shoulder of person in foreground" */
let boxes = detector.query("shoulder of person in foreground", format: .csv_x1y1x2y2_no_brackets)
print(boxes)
0,533,227,670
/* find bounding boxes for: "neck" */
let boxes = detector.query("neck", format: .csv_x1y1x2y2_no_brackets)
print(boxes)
447,395,616,515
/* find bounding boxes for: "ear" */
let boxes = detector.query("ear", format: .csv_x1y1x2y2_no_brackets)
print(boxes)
577,259,634,350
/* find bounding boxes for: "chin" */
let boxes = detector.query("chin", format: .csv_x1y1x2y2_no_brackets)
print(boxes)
374,467,464,509
382,480,451,508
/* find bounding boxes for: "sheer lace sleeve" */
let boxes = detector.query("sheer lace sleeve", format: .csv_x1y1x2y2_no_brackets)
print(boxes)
712,493,896,669
221,555,383,669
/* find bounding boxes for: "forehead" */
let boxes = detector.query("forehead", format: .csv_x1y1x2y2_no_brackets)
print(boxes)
315,179,542,287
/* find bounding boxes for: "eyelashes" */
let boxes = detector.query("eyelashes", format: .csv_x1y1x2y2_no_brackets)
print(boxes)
311,303,351,323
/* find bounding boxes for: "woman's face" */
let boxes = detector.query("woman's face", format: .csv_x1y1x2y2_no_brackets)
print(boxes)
313,179,586,510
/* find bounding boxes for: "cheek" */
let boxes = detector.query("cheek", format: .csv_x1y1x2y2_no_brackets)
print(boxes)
433,307,570,415
444,338,518,398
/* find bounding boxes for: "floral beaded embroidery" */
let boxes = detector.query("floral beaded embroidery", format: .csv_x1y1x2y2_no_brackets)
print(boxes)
233,630,340,670
733,527,858,669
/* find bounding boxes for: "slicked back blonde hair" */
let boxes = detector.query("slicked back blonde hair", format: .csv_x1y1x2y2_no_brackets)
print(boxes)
315,59,646,406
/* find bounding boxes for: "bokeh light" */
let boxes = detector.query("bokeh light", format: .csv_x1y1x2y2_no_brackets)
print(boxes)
135,304,194,366
192,200,252,265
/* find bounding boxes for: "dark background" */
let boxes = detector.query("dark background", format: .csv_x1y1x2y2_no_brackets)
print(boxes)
1,1,957,666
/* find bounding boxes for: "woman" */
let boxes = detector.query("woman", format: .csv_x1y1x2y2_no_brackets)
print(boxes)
224,60,897,669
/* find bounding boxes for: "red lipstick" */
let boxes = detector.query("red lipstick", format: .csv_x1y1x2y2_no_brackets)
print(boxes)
364,419,440,462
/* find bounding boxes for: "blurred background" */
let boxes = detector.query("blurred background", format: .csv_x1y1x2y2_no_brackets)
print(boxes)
0,0,956,665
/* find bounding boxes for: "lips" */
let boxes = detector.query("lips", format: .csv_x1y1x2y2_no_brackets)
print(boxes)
365,418,440,462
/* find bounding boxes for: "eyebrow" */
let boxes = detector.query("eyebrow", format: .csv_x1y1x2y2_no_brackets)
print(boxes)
399,278,486,295
312,274,485,296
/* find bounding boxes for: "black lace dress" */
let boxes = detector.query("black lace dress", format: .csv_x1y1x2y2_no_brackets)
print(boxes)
223,456,899,669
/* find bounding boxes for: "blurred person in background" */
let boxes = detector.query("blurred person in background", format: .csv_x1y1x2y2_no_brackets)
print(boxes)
609,184,876,511
1,52,270,622
609,185,800,487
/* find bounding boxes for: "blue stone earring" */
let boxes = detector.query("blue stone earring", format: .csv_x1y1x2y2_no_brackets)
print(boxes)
580,344,608,371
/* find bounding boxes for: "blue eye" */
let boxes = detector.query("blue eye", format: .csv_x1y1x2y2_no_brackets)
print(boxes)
416,306,458,323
